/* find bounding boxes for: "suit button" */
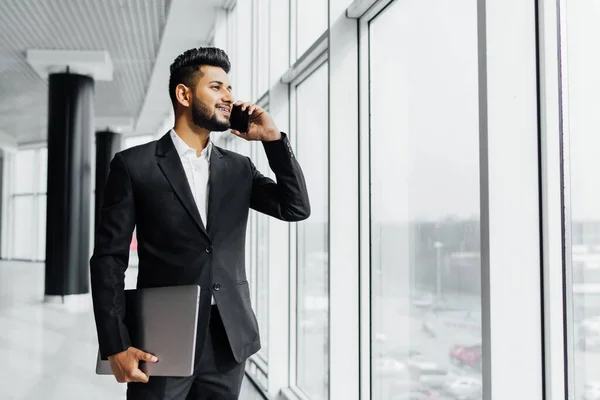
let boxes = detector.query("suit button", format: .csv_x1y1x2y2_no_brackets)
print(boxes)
213,283,221,291
205,245,213,253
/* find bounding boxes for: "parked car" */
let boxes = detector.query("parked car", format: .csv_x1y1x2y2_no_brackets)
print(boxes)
449,343,482,370
411,291,435,309
374,356,408,376
578,317,600,351
406,360,451,389
444,376,482,399
583,382,600,400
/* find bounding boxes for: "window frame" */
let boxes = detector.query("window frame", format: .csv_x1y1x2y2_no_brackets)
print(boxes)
4,144,48,262
537,0,570,397
356,0,545,399
288,53,329,400
477,0,544,397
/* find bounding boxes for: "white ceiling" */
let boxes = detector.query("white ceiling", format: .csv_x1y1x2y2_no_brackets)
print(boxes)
0,0,226,145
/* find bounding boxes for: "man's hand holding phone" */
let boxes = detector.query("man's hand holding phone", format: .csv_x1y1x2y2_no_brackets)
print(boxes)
108,346,159,383
229,100,282,142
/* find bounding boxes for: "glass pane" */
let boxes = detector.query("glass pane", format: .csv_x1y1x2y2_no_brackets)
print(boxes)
234,0,252,101
296,63,329,400
255,139,270,362
257,0,270,96
37,195,47,261
369,1,482,399
256,213,269,362
13,149,36,194
12,195,35,260
39,148,48,193
564,1,600,397
296,0,328,59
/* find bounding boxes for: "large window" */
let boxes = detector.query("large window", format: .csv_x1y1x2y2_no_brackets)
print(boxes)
368,1,481,399
295,0,328,60
563,0,600,397
255,122,271,367
246,103,272,391
294,62,329,400
8,147,47,261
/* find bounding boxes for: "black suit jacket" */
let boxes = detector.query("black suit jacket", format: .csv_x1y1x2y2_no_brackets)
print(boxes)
90,131,310,363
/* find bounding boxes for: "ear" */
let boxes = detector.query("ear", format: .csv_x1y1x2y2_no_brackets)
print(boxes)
175,83,191,108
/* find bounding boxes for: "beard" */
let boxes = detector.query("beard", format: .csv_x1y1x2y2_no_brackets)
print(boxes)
190,95,230,132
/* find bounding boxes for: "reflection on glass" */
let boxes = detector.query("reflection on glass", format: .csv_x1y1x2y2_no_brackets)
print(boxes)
296,63,329,400
564,1,600,398
296,0,328,59
369,1,482,399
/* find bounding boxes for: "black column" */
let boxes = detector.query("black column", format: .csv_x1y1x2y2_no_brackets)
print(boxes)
95,130,121,230
45,73,94,296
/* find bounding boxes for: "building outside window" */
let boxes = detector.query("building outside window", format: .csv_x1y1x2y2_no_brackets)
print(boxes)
368,1,482,399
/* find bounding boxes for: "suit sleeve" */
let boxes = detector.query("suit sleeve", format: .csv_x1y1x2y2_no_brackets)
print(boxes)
249,132,311,221
90,152,135,359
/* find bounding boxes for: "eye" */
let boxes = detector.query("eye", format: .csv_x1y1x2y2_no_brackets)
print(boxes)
211,86,220,90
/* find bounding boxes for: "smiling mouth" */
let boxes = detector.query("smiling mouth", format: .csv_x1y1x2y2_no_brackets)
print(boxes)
217,106,231,116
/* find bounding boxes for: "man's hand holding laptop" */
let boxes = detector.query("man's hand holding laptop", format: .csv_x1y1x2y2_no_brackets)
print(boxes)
108,346,159,383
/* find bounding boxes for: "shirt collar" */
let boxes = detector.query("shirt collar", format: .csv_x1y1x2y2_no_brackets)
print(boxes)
170,129,212,160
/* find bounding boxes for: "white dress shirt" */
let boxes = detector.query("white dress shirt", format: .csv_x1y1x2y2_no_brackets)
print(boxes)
170,129,215,304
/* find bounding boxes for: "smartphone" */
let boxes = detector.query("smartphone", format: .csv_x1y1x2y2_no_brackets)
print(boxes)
229,104,250,133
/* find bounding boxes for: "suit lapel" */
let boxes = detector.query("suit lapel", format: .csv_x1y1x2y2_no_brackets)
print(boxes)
155,132,209,240
206,146,228,233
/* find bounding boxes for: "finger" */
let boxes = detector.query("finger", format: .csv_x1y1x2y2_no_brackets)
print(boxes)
130,368,149,383
231,129,248,139
250,107,266,120
241,102,252,112
136,349,158,363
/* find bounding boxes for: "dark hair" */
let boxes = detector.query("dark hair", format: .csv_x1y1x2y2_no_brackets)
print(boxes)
168,47,231,108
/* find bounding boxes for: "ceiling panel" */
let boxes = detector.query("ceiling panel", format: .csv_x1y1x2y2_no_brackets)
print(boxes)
0,0,171,144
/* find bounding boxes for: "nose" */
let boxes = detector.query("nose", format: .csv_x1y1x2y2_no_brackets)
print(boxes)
222,90,234,104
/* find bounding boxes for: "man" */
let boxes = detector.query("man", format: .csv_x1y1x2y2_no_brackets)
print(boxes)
90,47,310,399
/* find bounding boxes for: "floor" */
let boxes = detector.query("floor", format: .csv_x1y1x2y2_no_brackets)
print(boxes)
0,260,263,400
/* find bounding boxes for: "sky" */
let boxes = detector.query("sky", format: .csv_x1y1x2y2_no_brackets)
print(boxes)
565,0,600,221
368,0,600,222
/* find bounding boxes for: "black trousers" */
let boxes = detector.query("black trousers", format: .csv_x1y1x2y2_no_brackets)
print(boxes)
127,306,246,400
